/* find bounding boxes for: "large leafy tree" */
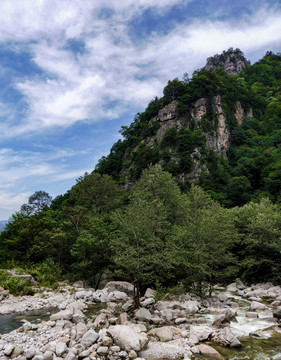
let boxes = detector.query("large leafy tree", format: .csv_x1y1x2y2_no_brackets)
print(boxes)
170,186,238,295
20,191,52,216
232,198,281,283
111,165,181,306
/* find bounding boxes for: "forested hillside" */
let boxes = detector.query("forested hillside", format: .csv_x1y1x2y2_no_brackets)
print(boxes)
0,49,280,298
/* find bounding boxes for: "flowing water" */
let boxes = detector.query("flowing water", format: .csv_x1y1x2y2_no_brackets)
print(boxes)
195,289,281,359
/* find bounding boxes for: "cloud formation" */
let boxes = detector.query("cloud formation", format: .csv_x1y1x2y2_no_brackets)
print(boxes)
0,0,280,137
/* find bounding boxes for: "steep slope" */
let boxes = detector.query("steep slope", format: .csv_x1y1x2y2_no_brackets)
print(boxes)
96,50,281,206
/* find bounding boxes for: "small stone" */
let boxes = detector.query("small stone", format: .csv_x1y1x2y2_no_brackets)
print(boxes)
175,317,187,324
25,349,36,359
43,350,54,360
110,346,121,352
117,312,128,325
97,346,108,356
4,345,14,356
197,344,223,359
144,288,156,298
50,309,73,321
246,312,259,318
102,336,113,346
64,352,76,360
250,301,268,312
55,342,67,357
119,350,128,357
80,349,90,357
129,350,138,359
81,329,99,347
134,308,152,321
11,346,24,359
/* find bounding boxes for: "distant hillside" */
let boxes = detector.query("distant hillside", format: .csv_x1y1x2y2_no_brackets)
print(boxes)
96,49,281,207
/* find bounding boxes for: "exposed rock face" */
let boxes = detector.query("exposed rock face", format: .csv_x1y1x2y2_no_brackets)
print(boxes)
191,95,230,154
149,94,251,156
204,48,250,75
235,101,253,125
150,100,182,143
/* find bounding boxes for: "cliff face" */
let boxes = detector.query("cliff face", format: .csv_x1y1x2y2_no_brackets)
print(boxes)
121,95,253,184
148,95,251,154
204,48,250,75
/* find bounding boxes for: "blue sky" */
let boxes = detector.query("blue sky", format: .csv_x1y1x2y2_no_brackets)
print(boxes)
0,0,280,220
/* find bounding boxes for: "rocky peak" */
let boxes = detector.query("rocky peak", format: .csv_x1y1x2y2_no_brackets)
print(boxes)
204,48,250,75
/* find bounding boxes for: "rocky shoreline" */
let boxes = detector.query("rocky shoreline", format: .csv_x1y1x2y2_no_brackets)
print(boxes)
0,280,281,360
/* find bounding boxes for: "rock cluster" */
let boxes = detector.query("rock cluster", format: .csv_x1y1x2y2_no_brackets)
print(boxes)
0,280,281,360
203,48,250,75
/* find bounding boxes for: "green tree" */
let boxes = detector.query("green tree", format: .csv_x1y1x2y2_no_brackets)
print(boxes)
112,192,170,307
170,186,237,295
232,198,281,283
20,191,52,216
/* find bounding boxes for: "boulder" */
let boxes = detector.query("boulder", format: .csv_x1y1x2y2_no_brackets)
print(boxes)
139,341,184,360
109,290,129,301
273,307,281,320
93,312,110,329
147,326,181,342
212,308,236,327
55,342,67,357
182,300,200,314
141,297,155,307
197,344,223,359
72,309,86,324
81,329,99,347
5,269,38,285
75,290,93,300
212,328,241,348
249,301,268,312
43,350,54,360
189,325,213,343
246,312,259,318
76,322,87,339
104,281,134,297
134,308,152,321
50,309,73,321
66,300,87,312
144,288,156,299
227,283,237,292
107,325,148,352
11,346,24,359
116,312,129,325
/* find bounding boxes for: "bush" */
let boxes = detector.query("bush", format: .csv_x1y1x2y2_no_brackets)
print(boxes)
28,259,62,287
0,271,35,296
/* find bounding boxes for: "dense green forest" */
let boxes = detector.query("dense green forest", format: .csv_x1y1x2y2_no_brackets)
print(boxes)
0,51,281,300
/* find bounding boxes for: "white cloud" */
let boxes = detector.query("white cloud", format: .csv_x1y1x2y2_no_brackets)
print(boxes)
0,2,279,137
0,192,30,211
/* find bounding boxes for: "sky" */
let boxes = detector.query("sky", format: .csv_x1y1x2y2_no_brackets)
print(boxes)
0,0,280,220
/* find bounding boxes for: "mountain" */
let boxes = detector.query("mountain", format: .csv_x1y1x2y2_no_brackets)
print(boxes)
96,49,281,207
1,49,280,288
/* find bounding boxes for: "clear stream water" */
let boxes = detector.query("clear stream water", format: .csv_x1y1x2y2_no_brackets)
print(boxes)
0,308,55,334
